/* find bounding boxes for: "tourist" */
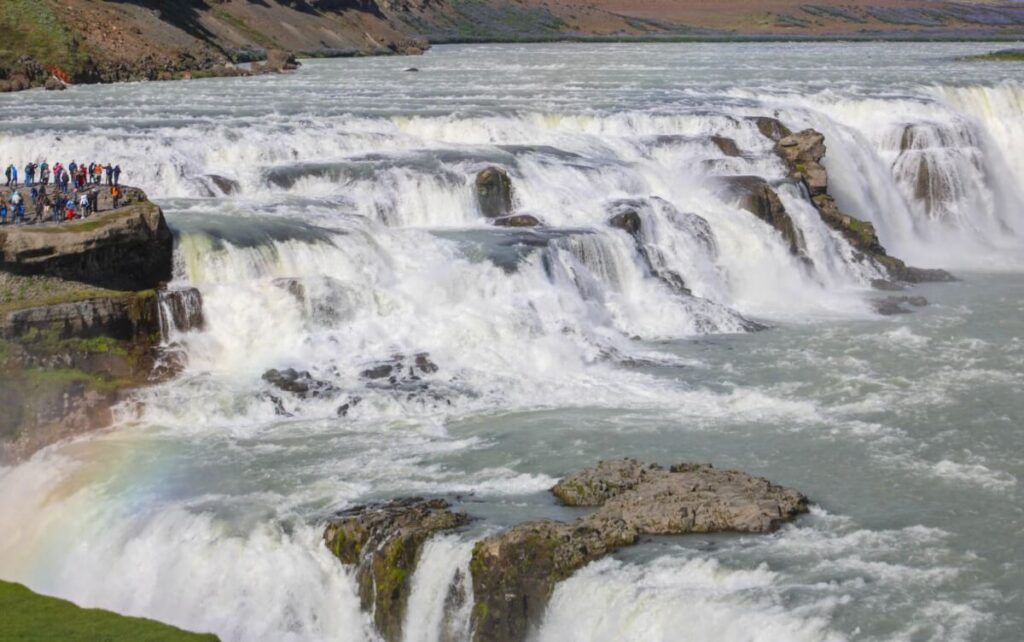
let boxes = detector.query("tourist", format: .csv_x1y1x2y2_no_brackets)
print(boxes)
105,164,113,186
88,187,99,214
60,169,70,194
77,166,88,190
0,196,7,224
12,191,25,223
94,163,103,185
113,165,121,186
65,197,76,221
40,161,50,186
78,191,90,217
111,184,122,209
7,164,18,187
52,193,66,223
33,192,45,223
68,161,77,181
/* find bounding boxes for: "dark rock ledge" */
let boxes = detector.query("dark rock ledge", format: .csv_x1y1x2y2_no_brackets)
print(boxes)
323,458,808,642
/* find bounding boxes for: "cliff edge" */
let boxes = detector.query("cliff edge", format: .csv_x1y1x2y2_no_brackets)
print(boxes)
0,190,201,462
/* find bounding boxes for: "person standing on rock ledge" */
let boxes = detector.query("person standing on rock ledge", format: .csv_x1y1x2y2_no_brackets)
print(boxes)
111,184,122,210
113,165,122,186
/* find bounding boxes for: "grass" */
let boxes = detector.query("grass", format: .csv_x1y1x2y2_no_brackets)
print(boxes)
968,49,1024,61
0,580,219,641
0,0,83,75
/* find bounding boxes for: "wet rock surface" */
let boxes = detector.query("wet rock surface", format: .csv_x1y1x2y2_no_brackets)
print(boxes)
469,458,808,642
719,175,809,260
491,214,541,228
324,499,470,642
475,167,514,219
872,295,929,315
261,368,340,399
764,125,955,284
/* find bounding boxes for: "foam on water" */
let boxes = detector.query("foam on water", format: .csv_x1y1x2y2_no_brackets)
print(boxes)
0,42,1022,642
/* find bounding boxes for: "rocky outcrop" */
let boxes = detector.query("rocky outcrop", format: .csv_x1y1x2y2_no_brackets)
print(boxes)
871,294,928,315
0,189,173,290
719,176,809,261
751,116,792,143
768,127,955,284
492,214,541,228
469,459,807,642
0,186,201,462
475,168,514,219
324,499,470,642
710,135,742,157
321,460,806,642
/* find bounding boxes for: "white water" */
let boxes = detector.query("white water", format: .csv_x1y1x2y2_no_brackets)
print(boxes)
1,42,1023,642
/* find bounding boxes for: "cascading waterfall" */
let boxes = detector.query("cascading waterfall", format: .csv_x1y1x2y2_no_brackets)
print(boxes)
1,44,1022,642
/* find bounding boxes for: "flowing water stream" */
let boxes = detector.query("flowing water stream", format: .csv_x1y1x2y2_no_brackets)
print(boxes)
0,42,1022,641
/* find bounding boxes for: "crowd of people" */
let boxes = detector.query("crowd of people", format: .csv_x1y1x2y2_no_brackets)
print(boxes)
1,160,125,225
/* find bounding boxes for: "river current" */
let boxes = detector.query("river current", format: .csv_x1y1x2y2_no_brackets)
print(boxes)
1,42,1022,641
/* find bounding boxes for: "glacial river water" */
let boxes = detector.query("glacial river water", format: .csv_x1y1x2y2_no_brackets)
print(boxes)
1,42,1023,641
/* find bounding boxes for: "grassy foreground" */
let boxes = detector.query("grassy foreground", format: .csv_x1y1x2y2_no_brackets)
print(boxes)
0,580,219,641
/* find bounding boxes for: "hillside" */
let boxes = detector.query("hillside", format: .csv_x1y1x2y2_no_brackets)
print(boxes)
1,0,1023,91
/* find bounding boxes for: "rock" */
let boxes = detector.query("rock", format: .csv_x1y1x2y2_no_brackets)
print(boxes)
551,457,659,506
262,368,339,399
158,288,204,334
0,191,172,290
264,49,300,73
470,520,637,642
710,135,742,157
404,67,420,72
360,352,439,383
44,77,66,91
3,291,162,343
491,214,541,228
775,130,828,196
606,202,692,295
872,295,928,315
469,459,807,641
324,499,469,642
752,116,793,142
770,128,956,284
607,210,642,236
208,175,240,195
720,176,808,260
475,168,513,219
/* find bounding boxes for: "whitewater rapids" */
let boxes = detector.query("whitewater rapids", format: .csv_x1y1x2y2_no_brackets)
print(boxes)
0,42,1022,642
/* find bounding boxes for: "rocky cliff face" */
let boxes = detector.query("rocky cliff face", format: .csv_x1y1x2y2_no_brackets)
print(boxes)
0,189,171,290
0,190,201,462
767,125,955,285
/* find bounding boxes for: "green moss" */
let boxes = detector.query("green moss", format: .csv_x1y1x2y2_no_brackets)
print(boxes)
845,217,876,244
0,580,219,641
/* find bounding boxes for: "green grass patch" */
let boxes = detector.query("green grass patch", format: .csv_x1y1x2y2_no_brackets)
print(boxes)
0,0,83,75
0,580,218,641
967,49,1024,62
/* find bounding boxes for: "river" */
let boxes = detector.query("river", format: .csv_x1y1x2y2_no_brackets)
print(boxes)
0,42,1022,641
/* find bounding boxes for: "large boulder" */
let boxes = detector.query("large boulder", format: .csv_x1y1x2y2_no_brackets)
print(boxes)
324,499,469,642
720,176,808,260
469,459,808,642
263,49,301,72
0,191,173,290
261,368,339,399
475,167,513,219
751,116,793,143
